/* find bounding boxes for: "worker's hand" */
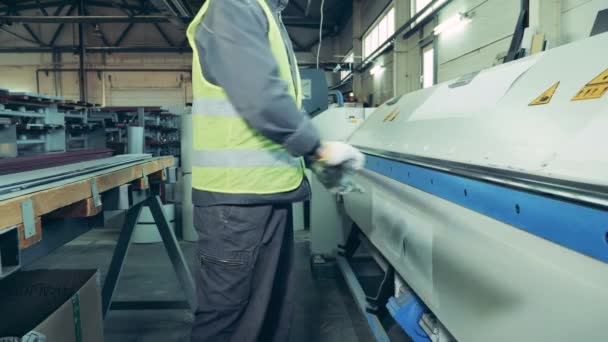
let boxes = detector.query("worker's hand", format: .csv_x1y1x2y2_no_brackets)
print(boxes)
315,142,366,171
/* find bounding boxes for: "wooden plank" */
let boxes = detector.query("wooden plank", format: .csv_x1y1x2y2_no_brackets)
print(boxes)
133,169,166,189
0,155,150,194
0,156,174,232
18,216,42,249
48,197,102,219
132,177,149,190
148,169,167,181
530,33,545,55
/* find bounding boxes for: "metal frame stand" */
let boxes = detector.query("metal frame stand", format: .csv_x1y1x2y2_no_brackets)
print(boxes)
366,266,395,319
101,192,196,318
336,224,391,342
338,223,362,259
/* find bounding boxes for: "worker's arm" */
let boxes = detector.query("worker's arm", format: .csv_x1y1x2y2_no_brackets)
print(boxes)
195,0,320,157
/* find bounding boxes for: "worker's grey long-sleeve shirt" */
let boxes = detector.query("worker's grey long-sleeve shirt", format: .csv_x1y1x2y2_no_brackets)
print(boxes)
192,0,320,206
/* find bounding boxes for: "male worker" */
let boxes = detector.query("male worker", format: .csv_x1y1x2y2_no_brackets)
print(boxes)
186,0,364,341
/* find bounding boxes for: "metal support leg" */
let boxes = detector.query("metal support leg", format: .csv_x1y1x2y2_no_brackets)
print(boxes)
0,226,20,280
336,224,392,341
338,223,361,259
102,201,144,318
337,256,391,342
101,194,196,319
146,195,197,310
366,266,395,319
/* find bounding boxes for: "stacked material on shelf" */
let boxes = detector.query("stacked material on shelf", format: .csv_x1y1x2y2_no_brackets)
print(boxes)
0,148,114,175
0,154,152,198
96,106,181,158
0,89,103,157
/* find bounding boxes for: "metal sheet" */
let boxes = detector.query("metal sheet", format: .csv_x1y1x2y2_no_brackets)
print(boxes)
365,154,608,262
591,8,608,36
0,155,152,201
343,171,608,342
91,179,101,208
20,199,35,239
349,32,608,187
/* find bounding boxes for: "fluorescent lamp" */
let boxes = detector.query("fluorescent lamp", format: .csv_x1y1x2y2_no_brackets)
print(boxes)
434,0,449,7
434,13,471,36
370,65,385,76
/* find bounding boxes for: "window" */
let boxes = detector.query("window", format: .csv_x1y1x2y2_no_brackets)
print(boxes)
422,44,435,88
364,35,372,58
415,0,432,13
413,0,448,22
370,27,379,55
341,51,354,81
362,7,396,58
378,15,388,43
387,7,395,35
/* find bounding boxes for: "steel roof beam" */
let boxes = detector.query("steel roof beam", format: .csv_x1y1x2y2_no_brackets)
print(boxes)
0,0,145,12
282,16,335,29
4,2,45,47
36,0,49,16
48,4,75,46
0,14,333,28
0,15,181,23
0,46,193,53
0,1,63,13
289,0,306,15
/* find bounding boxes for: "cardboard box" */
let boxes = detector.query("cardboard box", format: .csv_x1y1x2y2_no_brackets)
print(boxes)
0,270,104,342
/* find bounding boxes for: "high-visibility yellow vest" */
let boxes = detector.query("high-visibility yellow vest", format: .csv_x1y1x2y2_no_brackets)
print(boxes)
186,0,305,194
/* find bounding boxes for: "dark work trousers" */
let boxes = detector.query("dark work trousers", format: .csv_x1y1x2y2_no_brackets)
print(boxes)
191,203,295,342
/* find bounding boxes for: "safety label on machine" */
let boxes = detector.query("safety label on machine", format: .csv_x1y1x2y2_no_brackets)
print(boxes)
529,81,560,106
382,109,400,122
572,68,608,101
302,79,312,100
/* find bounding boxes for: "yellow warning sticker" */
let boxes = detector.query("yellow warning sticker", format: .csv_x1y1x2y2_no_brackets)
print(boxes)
529,81,560,106
572,68,608,101
382,109,400,122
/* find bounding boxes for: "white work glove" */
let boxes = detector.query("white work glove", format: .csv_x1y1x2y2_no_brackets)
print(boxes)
311,142,365,194
316,141,366,171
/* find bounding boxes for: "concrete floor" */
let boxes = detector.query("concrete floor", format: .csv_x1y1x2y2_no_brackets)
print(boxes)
27,228,375,342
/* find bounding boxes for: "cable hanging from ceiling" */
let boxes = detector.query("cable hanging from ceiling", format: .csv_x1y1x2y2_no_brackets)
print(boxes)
316,0,326,69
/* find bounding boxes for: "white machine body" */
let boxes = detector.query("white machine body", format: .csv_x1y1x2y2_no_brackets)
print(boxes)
342,32,608,341
309,107,372,256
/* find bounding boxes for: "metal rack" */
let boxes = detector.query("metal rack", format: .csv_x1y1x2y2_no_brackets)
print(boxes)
143,108,180,158
96,106,182,159
64,102,104,151
0,155,194,320
0,89,103,157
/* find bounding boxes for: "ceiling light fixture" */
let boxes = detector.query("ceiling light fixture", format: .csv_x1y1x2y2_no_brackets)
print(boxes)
434,12,471,36
370,65,385,76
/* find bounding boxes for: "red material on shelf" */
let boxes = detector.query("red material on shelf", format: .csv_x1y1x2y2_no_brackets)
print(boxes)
0,89,9,104
100,106,163,113
0,148,114,175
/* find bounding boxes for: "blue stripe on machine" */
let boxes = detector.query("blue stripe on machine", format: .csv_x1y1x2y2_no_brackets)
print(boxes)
365,154,608,263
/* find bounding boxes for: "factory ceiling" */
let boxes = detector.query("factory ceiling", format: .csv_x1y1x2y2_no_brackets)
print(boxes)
0,0,352,54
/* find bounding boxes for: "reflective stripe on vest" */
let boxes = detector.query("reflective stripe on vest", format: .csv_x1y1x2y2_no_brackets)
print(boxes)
192,98,239,118
187,0,304,194
192,149,302,168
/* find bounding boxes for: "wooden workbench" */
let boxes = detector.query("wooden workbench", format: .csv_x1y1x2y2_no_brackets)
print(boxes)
0,155,174,249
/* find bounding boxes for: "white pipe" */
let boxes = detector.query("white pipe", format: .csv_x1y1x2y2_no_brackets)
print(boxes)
127,126,144,154
181,111,197,242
